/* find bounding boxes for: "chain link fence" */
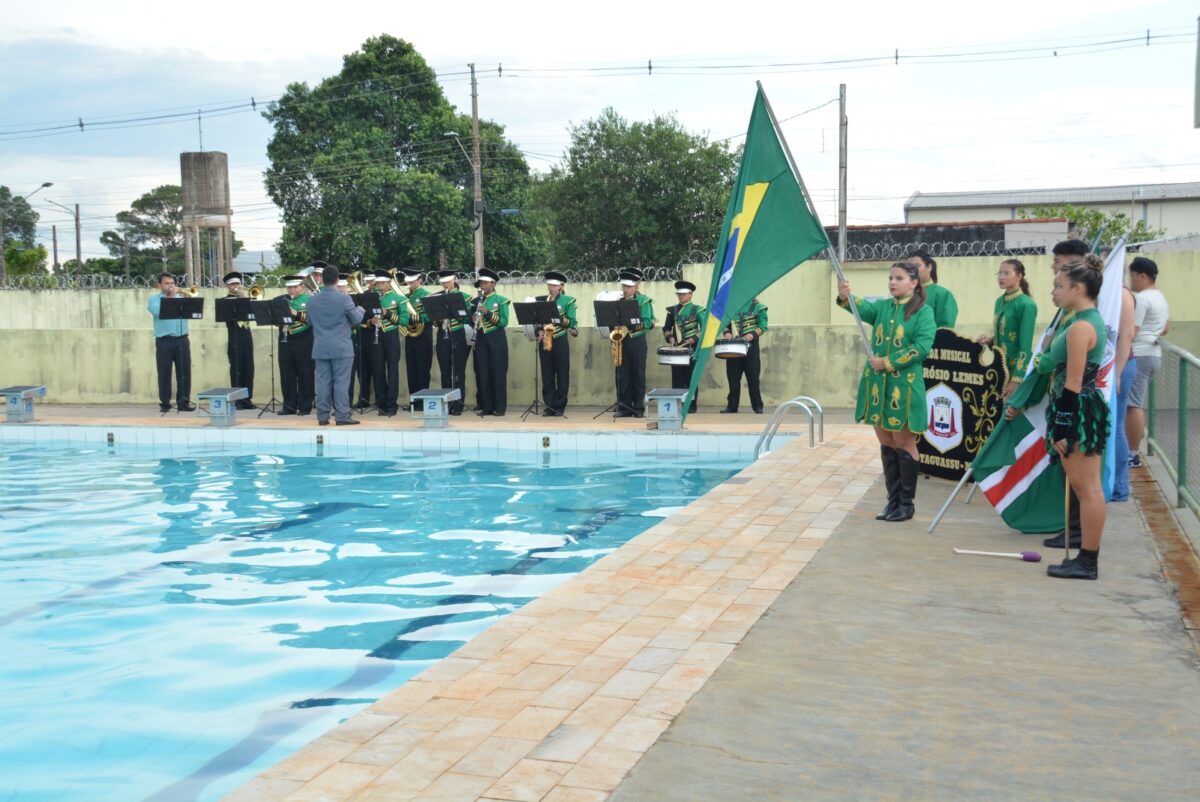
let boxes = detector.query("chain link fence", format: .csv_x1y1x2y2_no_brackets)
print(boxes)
1147,341,1200,515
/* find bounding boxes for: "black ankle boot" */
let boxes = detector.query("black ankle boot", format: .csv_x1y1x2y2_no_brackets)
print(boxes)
885,450,919,522
1043,488,1082,548
876,446,901,520
1048,547,1098,580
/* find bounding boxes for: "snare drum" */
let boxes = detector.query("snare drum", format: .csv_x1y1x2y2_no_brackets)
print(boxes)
657,346,693,366
714,341,749,359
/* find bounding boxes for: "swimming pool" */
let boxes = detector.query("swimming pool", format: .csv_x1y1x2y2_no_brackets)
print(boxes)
0,433,755,801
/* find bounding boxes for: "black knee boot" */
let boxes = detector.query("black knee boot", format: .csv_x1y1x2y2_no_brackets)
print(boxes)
876,446,901,521
1042,489,1082,549
885,450,919,522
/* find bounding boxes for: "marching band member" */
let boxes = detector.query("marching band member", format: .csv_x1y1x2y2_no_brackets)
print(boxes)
837,261,935,523
615,269,654,418
662,280,704,413
221,271,255,410
279,274,314,415
403,269,433,410
434,270,473,416
354,276,376,412
908,249,957,328
473,268,511,416
720,297,768,414
539,271,577,416
147,272,194,414
976,259,1037,400
371,269,408,416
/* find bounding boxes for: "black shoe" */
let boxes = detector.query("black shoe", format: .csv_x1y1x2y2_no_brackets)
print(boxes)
876,446,901,521
633,412,645,418
177,403,197,412
235,400,256,410
449,408,463,416
614,411,633,418
493,411,505,417
159,404,171,414
336,419,361,426
278,409,297,416
542,409,556,417
752,407,764,414
719,407,737,414
1043,491,1082,547
1047,555,1098,580
399,404,411,412
885,450,919,522
378,409,390,416
318,419,330,426
1042,531,1082,549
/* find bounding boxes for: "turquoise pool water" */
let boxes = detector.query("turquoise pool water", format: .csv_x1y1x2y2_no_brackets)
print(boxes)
0,440,742,802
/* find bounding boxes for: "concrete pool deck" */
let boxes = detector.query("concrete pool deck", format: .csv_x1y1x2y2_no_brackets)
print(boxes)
8,408,1199,800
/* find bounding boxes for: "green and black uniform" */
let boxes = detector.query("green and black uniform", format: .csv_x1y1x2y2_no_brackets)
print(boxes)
224,292,254,408
992,288,1037,384
435,286,474,415
617,293,655,416
539,292,577,414
372,288,411,415
404,286,434,409
279,292,314,414
663,300,705,412
923,280,959,329
724,300,768,413
474,290,511,415
1036,307,1109,459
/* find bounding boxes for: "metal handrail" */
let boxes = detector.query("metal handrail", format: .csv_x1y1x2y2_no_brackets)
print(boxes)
754,396,824,459
1147,340,1200,517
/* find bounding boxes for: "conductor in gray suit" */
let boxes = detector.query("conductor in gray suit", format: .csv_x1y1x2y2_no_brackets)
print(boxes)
308,263,367,425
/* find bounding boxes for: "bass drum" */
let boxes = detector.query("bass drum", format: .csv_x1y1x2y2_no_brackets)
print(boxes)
714,340,749,359
657,346,693,366
594,289,623,338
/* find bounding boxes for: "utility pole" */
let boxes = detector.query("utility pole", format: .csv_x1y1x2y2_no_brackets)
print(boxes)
73,204,82,278
470,63,484,270
52,225,59,271
122,237,130,279
837,83,848,264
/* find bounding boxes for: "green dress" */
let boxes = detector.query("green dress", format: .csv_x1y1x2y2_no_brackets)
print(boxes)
923,281,958,328
992,289,1037,382
1035,307,1109,457
839,294,936,433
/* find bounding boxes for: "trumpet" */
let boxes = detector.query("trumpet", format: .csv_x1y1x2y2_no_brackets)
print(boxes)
248,285,264,300
182,285,199,297
610,326,627,367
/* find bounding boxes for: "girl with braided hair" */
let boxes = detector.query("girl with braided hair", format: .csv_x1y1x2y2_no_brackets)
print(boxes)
1035,254,1108,579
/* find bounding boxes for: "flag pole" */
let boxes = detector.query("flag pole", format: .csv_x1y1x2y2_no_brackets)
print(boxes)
757,81,873,359
928,466,973,534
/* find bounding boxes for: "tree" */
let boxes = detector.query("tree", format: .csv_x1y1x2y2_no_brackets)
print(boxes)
3,243,48,276
533,109,739,272
262,34,545,272
1018,204,1165,247
1,185,42,280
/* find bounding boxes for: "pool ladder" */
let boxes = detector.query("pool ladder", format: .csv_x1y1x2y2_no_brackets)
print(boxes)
754,396,824,460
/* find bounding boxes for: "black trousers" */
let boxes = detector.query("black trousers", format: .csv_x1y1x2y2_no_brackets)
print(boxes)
405,328,434,407
670,362,698,411
617,335,648,414
356,327,374,406
371,328,403,414
475,329,509,414
155,335,191,408
436,326,469,414
539,334,570,412
226,326,254,401
279,330,314,414
725,338,763,411
349,334,359,406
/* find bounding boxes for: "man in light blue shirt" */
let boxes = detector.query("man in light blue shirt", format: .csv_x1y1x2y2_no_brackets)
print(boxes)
147,273,194,413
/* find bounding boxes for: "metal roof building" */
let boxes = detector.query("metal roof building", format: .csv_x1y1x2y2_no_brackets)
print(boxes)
904,181,1200,235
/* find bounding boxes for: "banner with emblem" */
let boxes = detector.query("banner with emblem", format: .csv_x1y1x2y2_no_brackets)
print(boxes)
918,330,1009,480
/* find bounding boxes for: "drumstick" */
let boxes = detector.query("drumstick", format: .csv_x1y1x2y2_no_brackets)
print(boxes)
953,548,1042,562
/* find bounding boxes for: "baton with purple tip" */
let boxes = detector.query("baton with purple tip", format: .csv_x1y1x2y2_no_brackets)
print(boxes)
953,548,1042,563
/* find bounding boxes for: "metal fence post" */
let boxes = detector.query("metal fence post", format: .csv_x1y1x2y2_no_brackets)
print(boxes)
1147,374,1156,443
1177,359,1188,509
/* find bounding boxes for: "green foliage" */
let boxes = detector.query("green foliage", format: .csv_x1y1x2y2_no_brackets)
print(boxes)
533,109,739,272
263,35,544,272
1018,204,1165,247
3,243,47,275
0,185,39,248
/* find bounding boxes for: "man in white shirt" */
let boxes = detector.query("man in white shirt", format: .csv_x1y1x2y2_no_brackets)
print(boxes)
1127,257,1169,467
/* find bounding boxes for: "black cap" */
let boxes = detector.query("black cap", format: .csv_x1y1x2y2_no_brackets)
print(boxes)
1129,256,1158,278
477,268,499,283
337,272,350,281
618,270,640,285
310,260,331,269
627,267,645,282
544,271,567,284
674,280,696,293
222,271,244,284
437,270,458,282
373,268,391,280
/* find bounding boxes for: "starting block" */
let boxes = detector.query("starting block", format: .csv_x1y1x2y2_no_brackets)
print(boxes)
410,388,461,429
644,388,689,431
197,387,250,427
0,386,47,423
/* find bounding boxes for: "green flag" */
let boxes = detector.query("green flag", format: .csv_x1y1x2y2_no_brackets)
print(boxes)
685,86,829,419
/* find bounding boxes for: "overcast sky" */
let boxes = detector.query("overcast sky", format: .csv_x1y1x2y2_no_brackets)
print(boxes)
1,0,1196,261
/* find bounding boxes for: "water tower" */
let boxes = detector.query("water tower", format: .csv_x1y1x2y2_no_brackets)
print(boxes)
180,151,233,286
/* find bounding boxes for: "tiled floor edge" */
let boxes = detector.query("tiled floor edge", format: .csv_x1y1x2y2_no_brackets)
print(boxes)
224,426,881,802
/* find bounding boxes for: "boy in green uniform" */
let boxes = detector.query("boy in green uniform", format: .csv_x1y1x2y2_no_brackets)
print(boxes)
279,274,314,415
434,270,474,415
403,270,433,410
372,269,410,416
615,269,655,418
720,298,768,414
473,268,511,415
539,271,577,416
663,280,705,413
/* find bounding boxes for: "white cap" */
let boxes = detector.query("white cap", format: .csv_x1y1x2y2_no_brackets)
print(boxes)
619,279,637,287
404,274,422,283
225,277,242,285
285,279,302,287
546,278,563,286
372,275,390,283
337,279,348,286
438,274,456,284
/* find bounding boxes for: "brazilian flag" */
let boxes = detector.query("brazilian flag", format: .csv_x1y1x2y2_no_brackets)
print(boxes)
685,85,830,419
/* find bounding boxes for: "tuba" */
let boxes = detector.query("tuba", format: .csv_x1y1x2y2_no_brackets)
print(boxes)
347,270,367,294
298,266,321,294
389,269,426,338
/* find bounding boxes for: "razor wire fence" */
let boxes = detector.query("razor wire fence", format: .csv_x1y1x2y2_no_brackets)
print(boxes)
1147,340,1200,517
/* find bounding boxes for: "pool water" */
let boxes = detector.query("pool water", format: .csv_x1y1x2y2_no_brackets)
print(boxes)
0,441,742,802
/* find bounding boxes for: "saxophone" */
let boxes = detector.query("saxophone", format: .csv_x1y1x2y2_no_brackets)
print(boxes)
542,322,556,352
610,327,627,367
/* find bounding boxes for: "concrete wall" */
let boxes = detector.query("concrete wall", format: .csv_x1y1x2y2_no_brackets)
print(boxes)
907,199,1200,235
2,251,1196,408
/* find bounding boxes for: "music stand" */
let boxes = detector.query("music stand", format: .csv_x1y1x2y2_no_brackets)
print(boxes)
593,299,642,418
421,292,470,412
160,296,204,321
216,297,254,408
251,297,293,416
514,301,561,420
